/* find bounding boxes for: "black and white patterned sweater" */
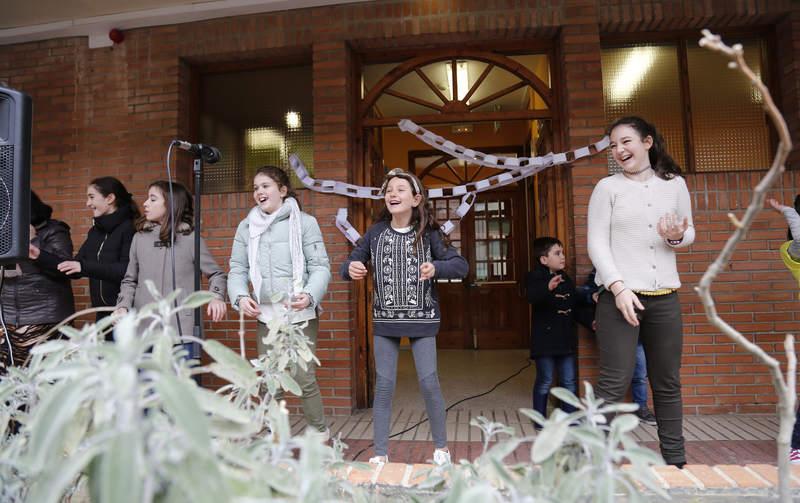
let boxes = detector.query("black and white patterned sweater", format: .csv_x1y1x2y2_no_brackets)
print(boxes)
341,221,469,338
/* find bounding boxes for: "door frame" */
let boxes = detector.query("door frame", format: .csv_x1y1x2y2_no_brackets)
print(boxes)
352,47,562,409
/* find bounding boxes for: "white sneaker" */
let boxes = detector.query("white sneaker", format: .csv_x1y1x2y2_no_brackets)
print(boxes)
368,455,388,465
433,448,451,466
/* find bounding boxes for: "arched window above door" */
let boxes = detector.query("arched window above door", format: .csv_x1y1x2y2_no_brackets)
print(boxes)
361,51,552,127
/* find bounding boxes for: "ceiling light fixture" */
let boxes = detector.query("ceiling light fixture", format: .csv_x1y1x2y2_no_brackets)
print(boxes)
285,111,301,130
610,47,656,101
446,61,470,102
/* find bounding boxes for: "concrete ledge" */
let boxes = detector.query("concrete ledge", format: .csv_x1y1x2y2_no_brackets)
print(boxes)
343,462,800,493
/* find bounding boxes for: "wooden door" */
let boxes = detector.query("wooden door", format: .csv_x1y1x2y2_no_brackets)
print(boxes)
432,186,529,349
466,188,529,349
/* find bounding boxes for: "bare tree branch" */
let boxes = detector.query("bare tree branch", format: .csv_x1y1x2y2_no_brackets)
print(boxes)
696,29,796,503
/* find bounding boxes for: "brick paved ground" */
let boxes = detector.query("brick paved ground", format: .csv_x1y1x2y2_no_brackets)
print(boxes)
341,439,777,466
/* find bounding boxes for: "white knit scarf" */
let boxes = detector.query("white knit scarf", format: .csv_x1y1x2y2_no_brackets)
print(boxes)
246,197,305,303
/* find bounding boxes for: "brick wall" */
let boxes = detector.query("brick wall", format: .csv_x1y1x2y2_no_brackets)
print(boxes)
0,0,798,415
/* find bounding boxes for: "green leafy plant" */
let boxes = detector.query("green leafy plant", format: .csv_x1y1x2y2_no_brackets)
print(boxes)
0,282,356,503
429,383,667,503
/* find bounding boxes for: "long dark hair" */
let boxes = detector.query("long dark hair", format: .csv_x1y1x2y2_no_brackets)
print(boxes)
253,165,301,209
30,191,53,226
607,116,682,180
375,168,441,246
136,180,193,242
90,176,141,220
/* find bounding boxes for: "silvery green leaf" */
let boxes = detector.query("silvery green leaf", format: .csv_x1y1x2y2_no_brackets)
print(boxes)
628,465,669,497
144,279,163,300
161,455,229,503
550,386,583,409
532,420,569,463
38,363,93,382
568,428,607,449
599,402,640,414
611,413,639,434
278,374,302,396
487,455,516,486
582,380,595,401
278,353,290,371
23,379,90,471
518,407,546,426
203,340,256,380
624,446,665,466
28,340,70,355
155,373,211,454
208,418,260,438
152,333,174,367
453,484,500,503
270,292,285,303
181,290,216,310
61,407,91,456
57,325,82,339
192,387,251,424
297,346,315,363
259,463,298,495
113,310,138,351
88,431,143,503
25,442,105,503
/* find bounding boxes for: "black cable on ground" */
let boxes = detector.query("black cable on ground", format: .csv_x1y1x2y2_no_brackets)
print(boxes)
350,359,533,461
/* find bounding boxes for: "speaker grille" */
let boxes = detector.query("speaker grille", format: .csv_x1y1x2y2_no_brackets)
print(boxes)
0,145,13,256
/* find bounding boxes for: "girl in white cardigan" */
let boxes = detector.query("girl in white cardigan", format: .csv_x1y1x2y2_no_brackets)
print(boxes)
588,116,694,468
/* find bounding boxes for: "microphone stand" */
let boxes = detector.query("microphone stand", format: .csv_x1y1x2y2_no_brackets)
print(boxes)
192,156,203,365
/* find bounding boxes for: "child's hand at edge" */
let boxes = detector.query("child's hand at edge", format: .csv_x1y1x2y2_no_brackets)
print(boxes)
420,262,435,280
768,198,788,213
207,298,227,322
348,261,368,280
548,274,564,291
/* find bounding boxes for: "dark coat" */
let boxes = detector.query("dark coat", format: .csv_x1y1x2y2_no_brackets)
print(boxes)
71,207,136,309
526,267,593,358
1,219,75,325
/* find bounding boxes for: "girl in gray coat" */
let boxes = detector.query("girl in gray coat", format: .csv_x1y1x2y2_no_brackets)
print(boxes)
228,166,331,436
114,181,227,335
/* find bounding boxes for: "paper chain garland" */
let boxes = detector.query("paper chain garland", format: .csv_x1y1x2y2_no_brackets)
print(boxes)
288,120,611,244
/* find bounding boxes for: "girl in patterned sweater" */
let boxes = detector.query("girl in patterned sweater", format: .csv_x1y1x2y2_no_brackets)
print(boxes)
341,168,468,466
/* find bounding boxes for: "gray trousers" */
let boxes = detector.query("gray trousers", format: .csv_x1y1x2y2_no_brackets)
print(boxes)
373,335,447,456
595,291,686,465
257,318,326,432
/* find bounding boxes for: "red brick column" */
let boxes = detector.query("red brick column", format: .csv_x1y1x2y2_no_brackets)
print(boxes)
312,41,357,416
558,1,607,385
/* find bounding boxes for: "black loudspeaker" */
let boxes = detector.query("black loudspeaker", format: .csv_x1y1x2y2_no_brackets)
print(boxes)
0,86,31,265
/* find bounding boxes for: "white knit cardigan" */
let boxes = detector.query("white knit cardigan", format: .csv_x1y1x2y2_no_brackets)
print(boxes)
587,173,695,292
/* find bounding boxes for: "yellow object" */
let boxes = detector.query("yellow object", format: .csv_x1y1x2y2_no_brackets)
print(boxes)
633,288,677,297
779,241,800,297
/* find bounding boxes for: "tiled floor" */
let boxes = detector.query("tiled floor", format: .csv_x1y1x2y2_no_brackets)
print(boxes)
292,409,782,464
294,349,786,465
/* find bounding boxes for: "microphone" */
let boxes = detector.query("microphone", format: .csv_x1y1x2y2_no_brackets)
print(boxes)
172,140,221,164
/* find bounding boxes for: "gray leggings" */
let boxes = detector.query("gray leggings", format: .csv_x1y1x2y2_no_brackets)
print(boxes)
373,335,447,456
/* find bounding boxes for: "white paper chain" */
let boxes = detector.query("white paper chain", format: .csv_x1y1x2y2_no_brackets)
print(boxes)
287,121,610,242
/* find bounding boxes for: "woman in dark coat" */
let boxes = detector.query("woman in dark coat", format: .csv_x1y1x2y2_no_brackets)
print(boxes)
54,177,139,321
1,192,74,369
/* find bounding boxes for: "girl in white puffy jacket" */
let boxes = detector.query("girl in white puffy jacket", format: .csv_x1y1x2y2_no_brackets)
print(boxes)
228,166,331,435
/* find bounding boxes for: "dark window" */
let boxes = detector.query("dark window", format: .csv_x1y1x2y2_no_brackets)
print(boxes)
200,65,313,193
